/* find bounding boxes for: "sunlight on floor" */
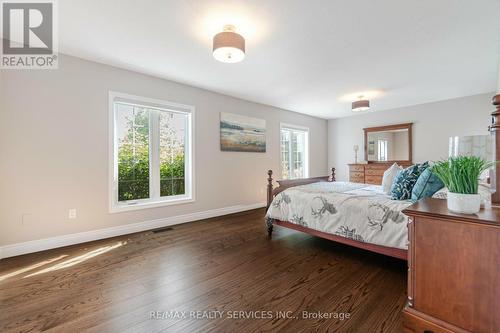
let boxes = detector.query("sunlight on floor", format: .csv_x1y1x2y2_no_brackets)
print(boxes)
22,241,127,278
0,254,68,282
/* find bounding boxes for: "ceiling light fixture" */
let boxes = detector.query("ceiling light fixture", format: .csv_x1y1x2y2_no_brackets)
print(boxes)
352,96,370,112
213,24,245,63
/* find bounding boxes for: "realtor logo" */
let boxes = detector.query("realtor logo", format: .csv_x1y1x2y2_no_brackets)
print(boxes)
1,0,58,69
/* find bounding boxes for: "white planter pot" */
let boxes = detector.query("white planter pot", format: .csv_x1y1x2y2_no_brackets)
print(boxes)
447,192,481,214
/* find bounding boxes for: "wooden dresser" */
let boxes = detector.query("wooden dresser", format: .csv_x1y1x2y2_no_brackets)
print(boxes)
402,199,500,333
348,162,411,185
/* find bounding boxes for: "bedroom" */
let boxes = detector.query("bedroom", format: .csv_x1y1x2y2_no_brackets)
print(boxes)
0,0,499,332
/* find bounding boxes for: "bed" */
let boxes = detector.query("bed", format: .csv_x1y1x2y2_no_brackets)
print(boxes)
265,169,411,260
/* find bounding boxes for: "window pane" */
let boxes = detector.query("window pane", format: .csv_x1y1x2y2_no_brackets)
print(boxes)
294,131,305,178
116,104,150,201
281,129,291,179
159,111,186,197
281,127,308,180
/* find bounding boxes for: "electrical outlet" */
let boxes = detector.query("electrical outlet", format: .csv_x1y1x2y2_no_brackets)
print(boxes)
68,209,77,219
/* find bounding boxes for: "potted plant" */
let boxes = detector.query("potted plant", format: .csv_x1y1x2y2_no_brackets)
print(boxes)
432,156,495,214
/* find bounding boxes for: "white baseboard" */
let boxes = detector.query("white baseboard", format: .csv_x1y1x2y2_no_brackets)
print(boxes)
0,202,266,259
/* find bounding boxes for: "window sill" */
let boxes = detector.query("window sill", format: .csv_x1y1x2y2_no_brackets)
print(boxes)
109,196,194,213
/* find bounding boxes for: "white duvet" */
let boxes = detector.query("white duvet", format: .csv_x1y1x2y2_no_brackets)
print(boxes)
265,182,413,250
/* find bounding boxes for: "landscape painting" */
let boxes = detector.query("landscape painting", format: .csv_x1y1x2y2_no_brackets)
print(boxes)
220,112,266,152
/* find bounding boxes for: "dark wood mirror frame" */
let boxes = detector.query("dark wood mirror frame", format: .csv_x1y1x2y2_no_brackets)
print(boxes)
363,122,413,164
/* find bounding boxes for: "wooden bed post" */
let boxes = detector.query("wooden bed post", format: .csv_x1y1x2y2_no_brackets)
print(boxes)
266,170,274,238
490,94,500,204
266,170,273,209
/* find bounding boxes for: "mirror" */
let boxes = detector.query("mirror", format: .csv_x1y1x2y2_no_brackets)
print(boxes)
364,123,412,163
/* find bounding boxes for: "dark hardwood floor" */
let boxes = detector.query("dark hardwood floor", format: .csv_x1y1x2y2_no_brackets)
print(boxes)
0,208,407,333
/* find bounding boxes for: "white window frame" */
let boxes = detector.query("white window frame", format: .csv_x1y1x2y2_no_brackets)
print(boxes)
280,123,310,179
108,91,195,213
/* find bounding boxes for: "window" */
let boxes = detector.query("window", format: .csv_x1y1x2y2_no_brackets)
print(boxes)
109,92,194,212
280,124,309,179
378,139,388,161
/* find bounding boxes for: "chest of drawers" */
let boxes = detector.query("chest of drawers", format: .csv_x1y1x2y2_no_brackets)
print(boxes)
402,199,500,333
348,163,411,185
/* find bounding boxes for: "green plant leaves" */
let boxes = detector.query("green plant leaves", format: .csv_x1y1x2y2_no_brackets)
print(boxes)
431,156,496,194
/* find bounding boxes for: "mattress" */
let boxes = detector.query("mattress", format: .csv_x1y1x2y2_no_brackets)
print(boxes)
265,181,413,250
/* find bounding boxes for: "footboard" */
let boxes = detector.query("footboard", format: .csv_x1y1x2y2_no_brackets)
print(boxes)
266,168,336,209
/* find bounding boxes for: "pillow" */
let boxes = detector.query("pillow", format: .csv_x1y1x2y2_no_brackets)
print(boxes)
479,169,490,184
432,184,492,203
411,167,444,201
382,163,401,194
431,187,448,199
390,162,429,200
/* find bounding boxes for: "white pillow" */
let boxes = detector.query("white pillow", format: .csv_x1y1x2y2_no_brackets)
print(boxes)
431,187,448,199
382,163,401,194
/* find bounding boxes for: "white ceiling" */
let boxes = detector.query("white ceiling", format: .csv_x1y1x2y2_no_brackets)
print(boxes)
59,0,500,119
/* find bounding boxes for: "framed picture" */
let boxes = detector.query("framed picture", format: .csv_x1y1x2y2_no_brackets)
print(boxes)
220,112,266,152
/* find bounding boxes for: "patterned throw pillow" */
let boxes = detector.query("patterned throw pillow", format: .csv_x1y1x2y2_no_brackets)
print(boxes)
390,162,429,200
411,167,444,201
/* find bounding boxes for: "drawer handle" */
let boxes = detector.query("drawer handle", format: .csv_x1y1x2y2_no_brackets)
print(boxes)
423,331,434,333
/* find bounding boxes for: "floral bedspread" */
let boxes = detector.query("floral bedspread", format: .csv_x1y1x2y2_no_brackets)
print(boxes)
266,182,413,250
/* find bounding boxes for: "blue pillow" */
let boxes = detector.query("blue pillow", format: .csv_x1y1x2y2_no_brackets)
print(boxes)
390,162,429,200
411,167,444,201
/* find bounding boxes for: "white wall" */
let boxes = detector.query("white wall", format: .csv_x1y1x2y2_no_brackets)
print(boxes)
0,55,328,247
497,59,500,92
328,93,495,181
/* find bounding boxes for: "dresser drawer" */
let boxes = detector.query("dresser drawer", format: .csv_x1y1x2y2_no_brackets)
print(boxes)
349,174,364,183
349,165,365,172
349,177,364,183
366,164,390,170
365,175,382,184
365,169,385,176
349,171,364,179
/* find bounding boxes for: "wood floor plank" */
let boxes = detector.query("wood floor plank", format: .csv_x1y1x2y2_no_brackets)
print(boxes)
0,208,406,333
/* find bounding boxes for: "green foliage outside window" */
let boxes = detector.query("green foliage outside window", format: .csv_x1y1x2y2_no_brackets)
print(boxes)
160,154,185,197
118,107,185,201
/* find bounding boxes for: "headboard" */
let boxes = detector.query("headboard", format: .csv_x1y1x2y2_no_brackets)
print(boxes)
266,168,336,209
